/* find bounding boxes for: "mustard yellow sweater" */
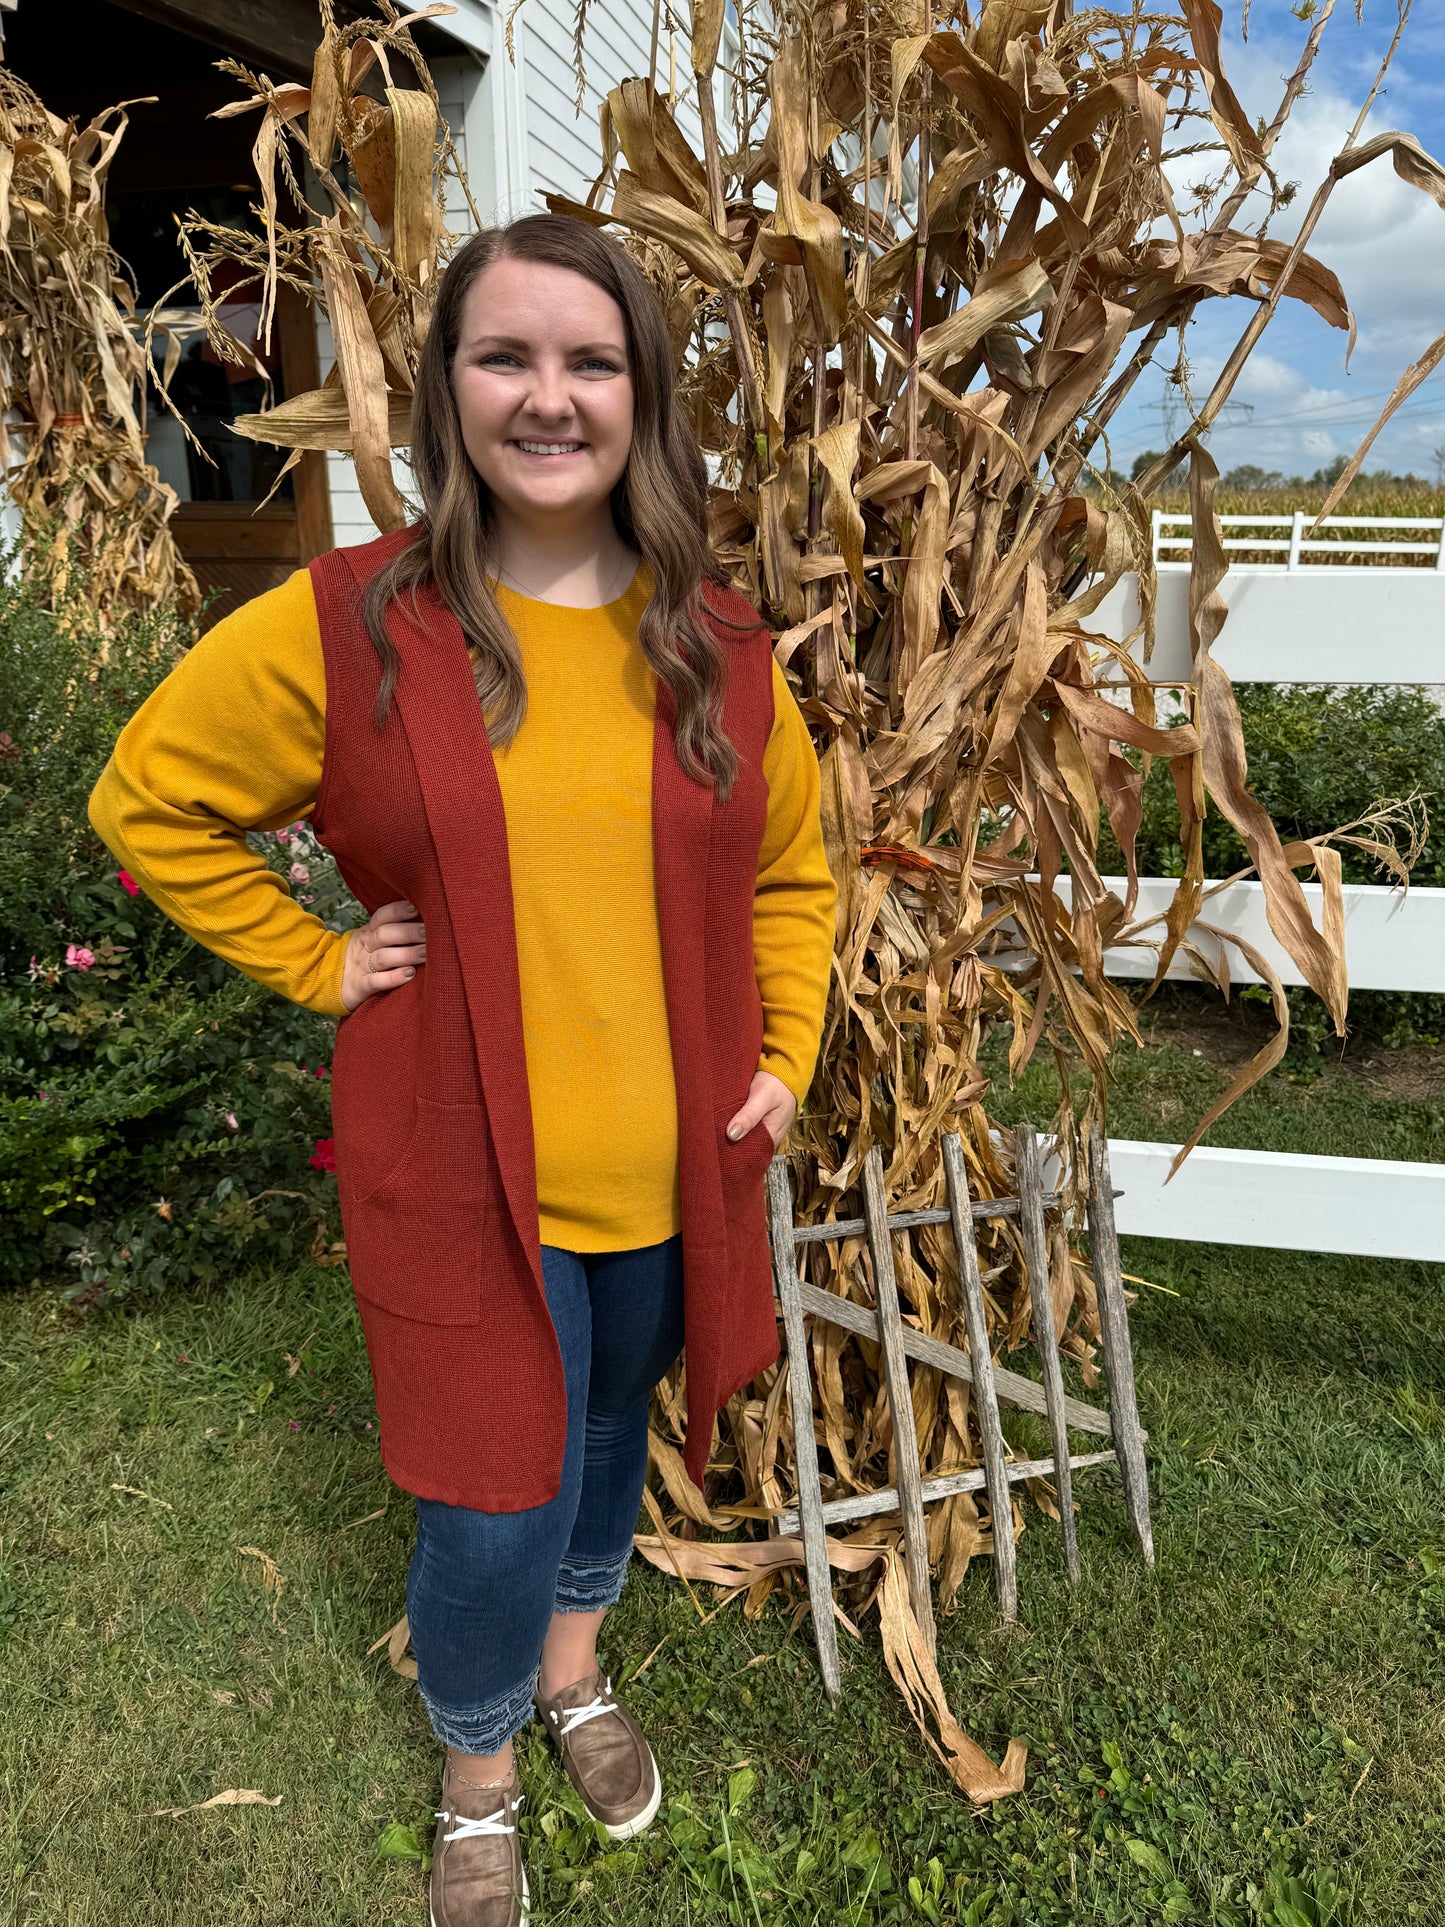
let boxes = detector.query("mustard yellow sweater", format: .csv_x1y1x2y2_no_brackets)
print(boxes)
88,567,837,1252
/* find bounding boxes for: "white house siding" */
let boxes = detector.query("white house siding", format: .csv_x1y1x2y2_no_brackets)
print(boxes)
519,0,720,204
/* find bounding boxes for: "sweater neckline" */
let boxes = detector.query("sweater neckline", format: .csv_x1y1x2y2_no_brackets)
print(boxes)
491,561,650,616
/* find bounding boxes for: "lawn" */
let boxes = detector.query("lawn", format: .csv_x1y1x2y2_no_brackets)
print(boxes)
2,1018,1442,1926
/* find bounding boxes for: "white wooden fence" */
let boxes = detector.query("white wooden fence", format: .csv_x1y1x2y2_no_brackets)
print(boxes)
1152,509,1445,570
1077,525,1445,1263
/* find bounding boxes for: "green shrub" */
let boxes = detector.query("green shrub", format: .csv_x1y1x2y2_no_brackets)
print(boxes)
1098,682,1445,1050
0,572,356,1297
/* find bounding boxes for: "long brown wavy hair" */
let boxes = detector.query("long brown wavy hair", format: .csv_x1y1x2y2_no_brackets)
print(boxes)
363,215,740,796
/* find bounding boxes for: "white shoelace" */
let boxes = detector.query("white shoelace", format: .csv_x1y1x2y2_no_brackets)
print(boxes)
553,1679,621,1739
435,1792,523,1845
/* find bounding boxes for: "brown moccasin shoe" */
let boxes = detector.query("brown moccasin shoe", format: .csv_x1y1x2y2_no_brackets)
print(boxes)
535,1672,661,1841
430,1758,528,1927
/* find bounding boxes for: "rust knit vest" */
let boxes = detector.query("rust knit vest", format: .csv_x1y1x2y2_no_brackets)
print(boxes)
309,530,780,1510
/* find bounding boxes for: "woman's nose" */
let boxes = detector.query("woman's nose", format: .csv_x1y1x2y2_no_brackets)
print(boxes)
521,363,573,420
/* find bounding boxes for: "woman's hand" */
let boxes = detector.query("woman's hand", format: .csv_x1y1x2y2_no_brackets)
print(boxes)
726,1070,797,1149
340,900,427,1012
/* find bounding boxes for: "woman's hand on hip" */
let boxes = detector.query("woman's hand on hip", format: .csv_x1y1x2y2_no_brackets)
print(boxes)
340,900,426,1012
726,1070,797,1149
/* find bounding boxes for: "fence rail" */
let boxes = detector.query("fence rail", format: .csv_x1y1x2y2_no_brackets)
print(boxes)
1102,1139,1445,1263
1152,509,1445,570
1068,524,1445,1260
1084,567,1445,683
1037,876,1445,995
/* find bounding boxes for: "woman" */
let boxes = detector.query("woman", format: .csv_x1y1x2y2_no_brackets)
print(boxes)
89,215,835,1926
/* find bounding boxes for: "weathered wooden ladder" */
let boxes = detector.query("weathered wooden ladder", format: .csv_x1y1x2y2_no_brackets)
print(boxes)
766,1121,1153,1698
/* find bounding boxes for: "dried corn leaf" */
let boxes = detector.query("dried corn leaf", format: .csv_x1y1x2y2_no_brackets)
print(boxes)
1329,128,1445,212
153,1790,283,1819
689,0,727,80
389,87,439,284
1314,325,1445,524
877,1549,1027,1802
232,384,413,450
612,171,745,289
770,39,848,345
320,221,407,531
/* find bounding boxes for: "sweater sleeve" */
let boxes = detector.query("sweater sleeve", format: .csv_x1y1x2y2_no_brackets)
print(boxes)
754,657,838,1105
87,568,350,1018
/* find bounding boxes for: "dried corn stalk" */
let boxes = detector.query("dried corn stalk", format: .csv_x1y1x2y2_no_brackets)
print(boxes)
0,66,198,620
587,0,1443,1686
153,0,474,532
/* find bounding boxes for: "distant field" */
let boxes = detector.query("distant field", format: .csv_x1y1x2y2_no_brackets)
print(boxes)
1150,481,1445,567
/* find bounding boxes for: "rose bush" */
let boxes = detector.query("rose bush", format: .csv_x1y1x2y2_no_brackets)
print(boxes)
0,566,359,1297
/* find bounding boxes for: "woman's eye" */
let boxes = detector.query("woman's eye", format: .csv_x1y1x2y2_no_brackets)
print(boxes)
580,358,622,374
479,352,520,369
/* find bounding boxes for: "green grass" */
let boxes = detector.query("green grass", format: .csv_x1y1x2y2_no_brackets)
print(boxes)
2,1033,1443,1925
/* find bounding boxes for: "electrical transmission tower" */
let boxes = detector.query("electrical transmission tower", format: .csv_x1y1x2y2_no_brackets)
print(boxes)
1141,395,1254,444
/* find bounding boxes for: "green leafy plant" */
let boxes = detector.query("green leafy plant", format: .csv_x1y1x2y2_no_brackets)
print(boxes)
0,565,355,1295
1099,682,1445,1051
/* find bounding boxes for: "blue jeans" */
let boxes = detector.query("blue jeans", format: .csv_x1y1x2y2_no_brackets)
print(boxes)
406,1235,686,1754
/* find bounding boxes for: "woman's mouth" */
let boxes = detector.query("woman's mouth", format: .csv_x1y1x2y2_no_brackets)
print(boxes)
512,439,585,456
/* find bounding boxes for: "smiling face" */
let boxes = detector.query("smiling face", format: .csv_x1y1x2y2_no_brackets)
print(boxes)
451,255,636,535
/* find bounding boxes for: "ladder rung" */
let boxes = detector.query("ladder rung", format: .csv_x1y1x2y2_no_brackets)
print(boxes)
774,1449,1119,1537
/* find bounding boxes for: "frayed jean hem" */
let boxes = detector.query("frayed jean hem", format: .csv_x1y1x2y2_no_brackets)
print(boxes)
418,1665,539,1755
553,1546,632,1614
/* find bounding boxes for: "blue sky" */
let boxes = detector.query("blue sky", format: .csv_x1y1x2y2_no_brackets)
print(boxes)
1108,1,1445,480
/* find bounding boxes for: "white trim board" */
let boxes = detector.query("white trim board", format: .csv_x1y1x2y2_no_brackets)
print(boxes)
1105,1139,1445,1262
1083,567,1445,684
1039,876,1445,995
430,0,493,57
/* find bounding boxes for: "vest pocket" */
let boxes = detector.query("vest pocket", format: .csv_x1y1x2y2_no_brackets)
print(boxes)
716,1117,778,1195
341,1098,493,1327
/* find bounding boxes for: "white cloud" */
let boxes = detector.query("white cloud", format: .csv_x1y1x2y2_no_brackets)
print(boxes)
1117,13,1445,478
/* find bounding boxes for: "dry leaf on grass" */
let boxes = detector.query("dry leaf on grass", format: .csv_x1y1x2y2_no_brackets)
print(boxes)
877,1550,1028,1804
342,1506,388,1531
152,1790,282,1818
367,1612,419,1681
111,1484,174,1511
238,1546,285,1622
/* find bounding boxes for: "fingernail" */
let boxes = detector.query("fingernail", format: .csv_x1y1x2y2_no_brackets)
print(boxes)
728,1123,744,1140
404,968,416,979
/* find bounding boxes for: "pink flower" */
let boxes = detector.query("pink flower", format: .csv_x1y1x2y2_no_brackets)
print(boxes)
224,1112,239,1131
310,1137,336,1174
117,870,140,896
289,861,310,885
65,945,95,971
289,1419,300,1431
314,1064,329,1080
274,827,291,844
